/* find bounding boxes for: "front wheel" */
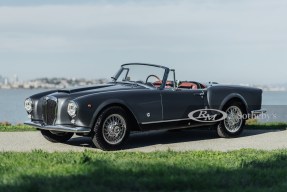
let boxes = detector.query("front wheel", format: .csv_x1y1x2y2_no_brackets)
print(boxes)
92,106,130,151
41,130,74,143
217,102,246,138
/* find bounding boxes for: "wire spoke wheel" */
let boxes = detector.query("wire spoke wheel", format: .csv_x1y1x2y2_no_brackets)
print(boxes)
93,106,131,150
217,102,246,138
224,106,243,133
102,114,127,145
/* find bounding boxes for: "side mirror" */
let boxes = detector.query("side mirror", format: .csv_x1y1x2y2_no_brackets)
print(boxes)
111,77,116,82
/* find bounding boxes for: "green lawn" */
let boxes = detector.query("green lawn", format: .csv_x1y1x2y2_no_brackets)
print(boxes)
0,124,35,132
0,149,286,192
245,119,287,130
1,120,286,132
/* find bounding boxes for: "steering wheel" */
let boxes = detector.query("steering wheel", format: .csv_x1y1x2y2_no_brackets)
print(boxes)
145,75,161,85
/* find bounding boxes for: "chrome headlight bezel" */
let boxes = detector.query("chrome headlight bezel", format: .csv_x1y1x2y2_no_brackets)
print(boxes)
67,101,78,118
24,98,33,113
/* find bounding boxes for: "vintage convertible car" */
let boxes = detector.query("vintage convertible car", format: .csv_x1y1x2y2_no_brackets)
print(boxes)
24,63,265,150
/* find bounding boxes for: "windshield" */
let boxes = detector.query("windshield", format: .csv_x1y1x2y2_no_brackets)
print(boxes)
114,64,167,88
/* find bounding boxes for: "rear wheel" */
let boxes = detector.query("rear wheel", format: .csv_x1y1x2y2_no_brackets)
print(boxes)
217,102,246,138
92,106,130,151
41,130,74,143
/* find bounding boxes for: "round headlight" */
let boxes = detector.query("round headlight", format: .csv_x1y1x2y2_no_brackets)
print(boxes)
24,98,33,113
67,101,78,118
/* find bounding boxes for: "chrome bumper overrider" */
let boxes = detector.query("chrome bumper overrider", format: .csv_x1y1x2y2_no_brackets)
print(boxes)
251,109,267,116
24,121,91,133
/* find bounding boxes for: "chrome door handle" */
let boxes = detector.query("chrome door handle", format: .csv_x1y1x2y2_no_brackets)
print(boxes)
194,92,204,96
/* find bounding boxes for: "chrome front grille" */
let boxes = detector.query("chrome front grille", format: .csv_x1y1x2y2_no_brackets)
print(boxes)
43,97,57,125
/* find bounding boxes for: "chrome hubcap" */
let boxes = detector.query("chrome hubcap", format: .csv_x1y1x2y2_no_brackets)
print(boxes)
224,106,243,133
102,114,127,145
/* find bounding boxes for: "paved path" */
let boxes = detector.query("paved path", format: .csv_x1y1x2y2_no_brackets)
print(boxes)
0,129,286,152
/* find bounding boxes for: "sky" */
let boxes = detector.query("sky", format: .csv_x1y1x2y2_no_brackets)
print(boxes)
0,0,286,84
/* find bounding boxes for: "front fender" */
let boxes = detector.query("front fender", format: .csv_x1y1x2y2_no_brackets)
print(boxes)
89,99,137,128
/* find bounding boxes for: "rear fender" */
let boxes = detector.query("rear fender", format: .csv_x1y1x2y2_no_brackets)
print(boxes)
219,93,248,112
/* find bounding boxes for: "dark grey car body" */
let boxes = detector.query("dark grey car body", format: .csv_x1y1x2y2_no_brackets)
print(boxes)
25,63,264,135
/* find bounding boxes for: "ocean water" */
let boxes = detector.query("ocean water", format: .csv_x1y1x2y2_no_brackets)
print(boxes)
261,91,287,122
0,89,286,124
0,89,46,124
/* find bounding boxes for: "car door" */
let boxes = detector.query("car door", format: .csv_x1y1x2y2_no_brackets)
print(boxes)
128,89,163,123
161,88,205,122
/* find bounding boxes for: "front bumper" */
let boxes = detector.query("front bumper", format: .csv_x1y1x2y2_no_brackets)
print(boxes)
24,121,91,133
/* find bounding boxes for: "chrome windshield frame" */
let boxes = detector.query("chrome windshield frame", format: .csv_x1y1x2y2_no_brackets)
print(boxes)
113,63,170,90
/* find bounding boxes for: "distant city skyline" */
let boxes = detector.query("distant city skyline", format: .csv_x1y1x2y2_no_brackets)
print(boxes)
0,0,287,84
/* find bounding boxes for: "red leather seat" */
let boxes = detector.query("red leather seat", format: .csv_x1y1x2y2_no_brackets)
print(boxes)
153,81,173,88
178,82,198,89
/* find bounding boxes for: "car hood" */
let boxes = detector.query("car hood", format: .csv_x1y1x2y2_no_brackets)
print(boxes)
52,82,144,98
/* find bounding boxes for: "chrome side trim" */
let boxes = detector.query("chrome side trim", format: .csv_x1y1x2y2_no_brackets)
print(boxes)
141,118,191,125
24,121,91,133
142,109,267,125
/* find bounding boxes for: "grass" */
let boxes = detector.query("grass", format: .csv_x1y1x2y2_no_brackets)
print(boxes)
245,119,287,130
0,149,287,192
0,119,286,132
0,122,35,132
